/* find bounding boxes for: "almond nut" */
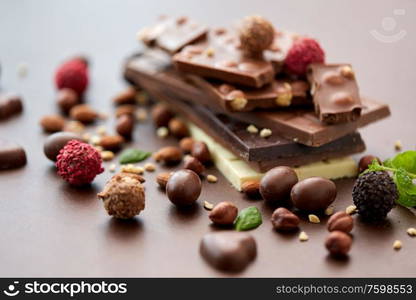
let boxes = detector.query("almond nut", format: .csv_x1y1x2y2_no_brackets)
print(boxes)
241,180,261,198
40,114,66,133
70,104,98,124
153,146,183,165
151,103,174,127
115,104,136,118
113,87,137,106
179,137,195,153
99,135,124,151
156,172,171,190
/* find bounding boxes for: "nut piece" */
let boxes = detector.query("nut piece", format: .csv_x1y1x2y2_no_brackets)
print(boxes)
115,104,136,118
241,180,261,198
191,141,211,165
271,207,300,231
70,104,98,124
179,137,195,153
308,214,321,224
209,202,238,225
407,227,416,237
168,118,189,138
393,240,402,250
207,174,218,183
151,103,174,127
113,87,137,105
327,211,354,233
144,163,156,172
116,114,134,138
183,155,205,175
325,207,334,216
345,205,357,215
358,155,381,173
153,146,183,165
40,114,66,133
101,151,115,161
156,126,169,138
239,15,275,56
99,135,124,151
325,231,352,256
299,231,309,242
203,201,214,211
394,140,402,151
260,128,272,138
135,108,148,122
246,124,258,134
156,172,171,190
121,164,144,175
64,120,85,133
57,88,79,114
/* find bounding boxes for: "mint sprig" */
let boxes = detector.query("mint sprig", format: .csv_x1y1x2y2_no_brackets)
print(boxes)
365,150,416,207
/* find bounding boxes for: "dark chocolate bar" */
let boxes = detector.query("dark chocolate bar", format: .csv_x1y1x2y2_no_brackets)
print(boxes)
307,63,362,124
137,16,208,54
143,82,365,172
173,29,275,88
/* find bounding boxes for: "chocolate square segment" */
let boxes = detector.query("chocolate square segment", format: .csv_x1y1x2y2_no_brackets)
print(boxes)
137,16,208,54
173,30,275,88
307,63,362,124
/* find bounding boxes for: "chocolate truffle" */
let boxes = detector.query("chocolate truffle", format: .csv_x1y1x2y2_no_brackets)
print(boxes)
166,169,201,206
259,166,298,205
43,132,82,161
98,172,145,219
239,15,275,56
290,177,337,211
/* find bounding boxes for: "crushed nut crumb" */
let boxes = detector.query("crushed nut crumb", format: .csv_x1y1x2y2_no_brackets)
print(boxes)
299,231,309,242
156,126,169,138
207,174,218,183
246,124,258,134
260,128,272,138
144,162,156,172
121,164,144,175
203,201,214,210
101,151,115,161
346,205,357,215
324,207,334,216
407,228,416,237
308,214,320,223
394,140,402,151
393,240,402,250
136,108,148,122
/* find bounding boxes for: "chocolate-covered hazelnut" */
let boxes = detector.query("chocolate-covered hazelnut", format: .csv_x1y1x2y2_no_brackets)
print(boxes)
239,15,275,56
151,103,174,127
168,118,189,138
327,211,354,233
166,169,201,206
209,202,238,225
259,166,298,205
191,141,211,165
43,132,83,161
183,155,205,175
179,137,194,153
271,207,300,231
325,231,352,257
358,155,381,173
57,88,79,114
291,177,337,211
116,114,134,138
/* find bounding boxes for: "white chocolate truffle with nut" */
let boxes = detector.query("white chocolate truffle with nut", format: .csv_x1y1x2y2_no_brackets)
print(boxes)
98,172,145,219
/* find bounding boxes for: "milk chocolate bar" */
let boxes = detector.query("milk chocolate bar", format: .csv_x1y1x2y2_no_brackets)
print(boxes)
307,63,362,124
137,16,208,54
143,84,365,172
187,75,311,112
173,29,275,88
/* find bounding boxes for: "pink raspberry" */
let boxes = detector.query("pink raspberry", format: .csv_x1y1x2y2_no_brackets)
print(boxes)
56,140,103,186
284,37,325,76
54,58,89,96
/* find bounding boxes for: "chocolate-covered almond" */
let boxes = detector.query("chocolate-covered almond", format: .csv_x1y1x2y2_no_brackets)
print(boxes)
166,169,201,206
0,139,27,170
290,177,337,211
43,132,83,161
260,166,298,205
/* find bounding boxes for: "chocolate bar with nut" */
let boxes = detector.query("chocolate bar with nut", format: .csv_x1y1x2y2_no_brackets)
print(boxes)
137,16,208,54
307,63,362,124
173,29,275,88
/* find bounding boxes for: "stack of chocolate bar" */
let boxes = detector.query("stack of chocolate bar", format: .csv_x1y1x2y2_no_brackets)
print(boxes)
124,15,390,190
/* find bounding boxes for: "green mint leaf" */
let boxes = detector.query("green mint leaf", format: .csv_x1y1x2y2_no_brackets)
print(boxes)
119,149,151,164
363,159,385,174
390,150,416,174
393,168,416,207
234,206,262,231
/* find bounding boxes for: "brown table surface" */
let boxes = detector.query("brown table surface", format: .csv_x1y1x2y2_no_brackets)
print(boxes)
0,0,415,277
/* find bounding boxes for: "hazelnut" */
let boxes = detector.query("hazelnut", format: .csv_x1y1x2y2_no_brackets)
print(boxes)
153,146,183,165
151,103,174,127
70,104,98,124
239,15,275,56
40,114,66,133
358,155,381,173
209,202,238,225
327,211,354,233
271,207,300,231
168,118,190,139
241,180,261,199
191,141,211,165
115,104,136,118
183,156,205,175
99,135,124,151
156,172,171,190
116,114,134,138
325,231,352,257
57,88,79,114
113,87,137,106
179,137,195,153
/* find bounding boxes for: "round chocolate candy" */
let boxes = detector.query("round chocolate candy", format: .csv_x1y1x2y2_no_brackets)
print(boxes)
259,166,298,205
290,177,337,211
166,169,202,206
43,132,82,161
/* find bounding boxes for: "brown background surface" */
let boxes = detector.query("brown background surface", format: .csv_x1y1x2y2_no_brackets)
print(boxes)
0,0,415,277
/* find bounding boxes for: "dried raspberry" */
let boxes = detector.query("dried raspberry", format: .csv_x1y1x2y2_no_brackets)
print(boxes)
54,58,89,96
284,37,325,76
56,140,103,185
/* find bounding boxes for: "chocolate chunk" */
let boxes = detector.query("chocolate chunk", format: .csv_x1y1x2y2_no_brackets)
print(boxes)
173,30,275,88
137,16,208,54
0,139,27,170
0,94,23,120
200,231,256,272
308,63,362,124
43,132,83,161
